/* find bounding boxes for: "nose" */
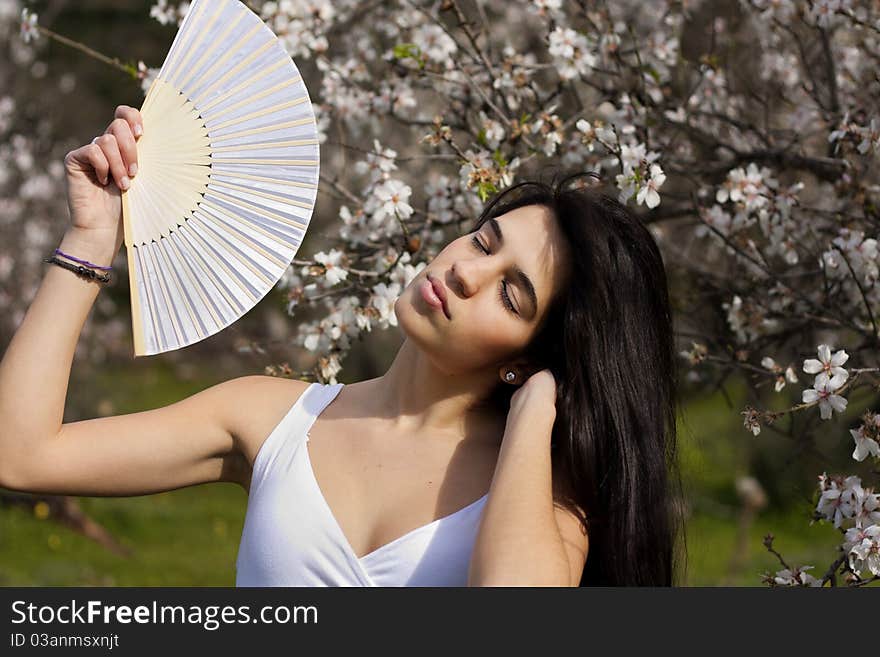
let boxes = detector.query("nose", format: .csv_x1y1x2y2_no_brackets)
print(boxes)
450,257,493,299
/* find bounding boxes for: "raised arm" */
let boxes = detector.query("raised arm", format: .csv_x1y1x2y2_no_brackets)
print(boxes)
0,105,284,497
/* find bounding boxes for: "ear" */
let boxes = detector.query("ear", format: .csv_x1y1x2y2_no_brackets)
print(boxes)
497,358,538,384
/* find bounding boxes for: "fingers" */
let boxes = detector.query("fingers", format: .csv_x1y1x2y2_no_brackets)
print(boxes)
94,133,130,191
93,105,143,191
114,104,143,139
63,142,110,185
64,104,143,189
86,143,111,186
86,143,110,185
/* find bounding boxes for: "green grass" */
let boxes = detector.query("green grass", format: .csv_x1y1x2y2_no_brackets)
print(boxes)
682,508,847,586
0,484,246,586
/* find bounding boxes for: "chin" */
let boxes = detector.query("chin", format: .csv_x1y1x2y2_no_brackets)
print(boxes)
394,290,424,334
395,291,451,347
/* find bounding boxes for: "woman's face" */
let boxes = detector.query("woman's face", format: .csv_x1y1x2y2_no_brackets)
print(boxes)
395,203,572,375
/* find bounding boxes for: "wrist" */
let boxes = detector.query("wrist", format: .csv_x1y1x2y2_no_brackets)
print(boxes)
59,228,119,269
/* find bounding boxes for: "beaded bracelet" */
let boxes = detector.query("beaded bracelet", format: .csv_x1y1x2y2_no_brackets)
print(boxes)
43,255,112,285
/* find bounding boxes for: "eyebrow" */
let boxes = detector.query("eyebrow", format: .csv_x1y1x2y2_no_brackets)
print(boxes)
486,216,539,318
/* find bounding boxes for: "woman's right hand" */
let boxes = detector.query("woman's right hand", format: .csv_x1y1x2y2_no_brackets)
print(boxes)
62,105,143,252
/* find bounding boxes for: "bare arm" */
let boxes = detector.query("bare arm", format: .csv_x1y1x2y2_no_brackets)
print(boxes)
467,398,589,586
0,105,253,496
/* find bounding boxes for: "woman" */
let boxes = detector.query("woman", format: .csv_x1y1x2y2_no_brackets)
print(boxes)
0,105,686,586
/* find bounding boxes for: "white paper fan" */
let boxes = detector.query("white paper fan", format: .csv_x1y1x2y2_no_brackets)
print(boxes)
121,0,320,356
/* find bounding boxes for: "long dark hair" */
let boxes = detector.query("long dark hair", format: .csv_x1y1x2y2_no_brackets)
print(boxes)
470,169,687,586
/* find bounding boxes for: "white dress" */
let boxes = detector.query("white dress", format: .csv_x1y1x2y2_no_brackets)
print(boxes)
235,382,488,586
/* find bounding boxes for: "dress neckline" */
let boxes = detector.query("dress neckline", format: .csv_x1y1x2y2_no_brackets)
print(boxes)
301,382,490,563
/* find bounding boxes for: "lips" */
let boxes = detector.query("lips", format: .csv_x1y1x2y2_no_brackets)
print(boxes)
426,273,450,319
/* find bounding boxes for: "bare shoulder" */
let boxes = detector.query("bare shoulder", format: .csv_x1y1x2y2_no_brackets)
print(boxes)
216,375,312,469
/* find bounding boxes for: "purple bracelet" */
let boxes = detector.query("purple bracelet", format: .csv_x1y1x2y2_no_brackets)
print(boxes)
54,248,113,271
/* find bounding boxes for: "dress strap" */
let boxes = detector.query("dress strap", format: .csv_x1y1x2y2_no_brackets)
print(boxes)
249,382,344,493
249,382,317,492
301,382,345,443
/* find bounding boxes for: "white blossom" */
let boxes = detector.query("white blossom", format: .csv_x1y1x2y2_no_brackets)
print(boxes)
424,175,455,223
851,426,880,462
530,0,563,16
373,178,414,222
846,524,880,577
773,565,822,586
319,352,343,383
149,0,189,26
313,249,349,286
816,474,857,528
857,118,879,155
808,0,844,28
388,251,424,290
715,163,777,213
547,26,596,80
412,23,457,66
19,8,39,43
354,138,398,183
478,111,506,150
636,163,666,209
369,281,401,329
802,378,848,420
803,344,849,390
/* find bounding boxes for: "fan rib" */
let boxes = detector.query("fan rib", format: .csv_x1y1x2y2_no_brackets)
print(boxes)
183,221,255,309
200,192,303,246
197,199,289,268
125,244,149,354
193,211,275,287
173,226,239,325
153,0,210,97
134,246,168,353
179,20,262,97
164,229,224,334
208,177,314,209
181,22,262,102
152,238,203,343
176,226,245,318
195,56,289,113
211,137,319,153
203,77,301,124
144,244,187,348
142,162,209,202
131,165,197,244
208,95,310,132
192,41,282,115
157,232,213,339
210,157,317,169
169,9,234,91
210,116,315,142
207,169,317,190
121,191,147,353
205,189,306,229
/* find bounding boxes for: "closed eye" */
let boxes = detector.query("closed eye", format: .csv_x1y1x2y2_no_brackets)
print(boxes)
470,234,519,316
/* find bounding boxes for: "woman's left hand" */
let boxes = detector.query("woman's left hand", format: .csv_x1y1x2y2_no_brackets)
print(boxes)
508,368,558,419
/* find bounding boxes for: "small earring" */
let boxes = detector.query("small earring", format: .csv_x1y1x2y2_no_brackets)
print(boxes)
505,371,515,382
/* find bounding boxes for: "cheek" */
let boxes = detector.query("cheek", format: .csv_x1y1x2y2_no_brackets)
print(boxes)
396,279,529,365
453,305,528,360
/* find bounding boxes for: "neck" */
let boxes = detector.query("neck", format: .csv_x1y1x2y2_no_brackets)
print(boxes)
355,338,505,444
